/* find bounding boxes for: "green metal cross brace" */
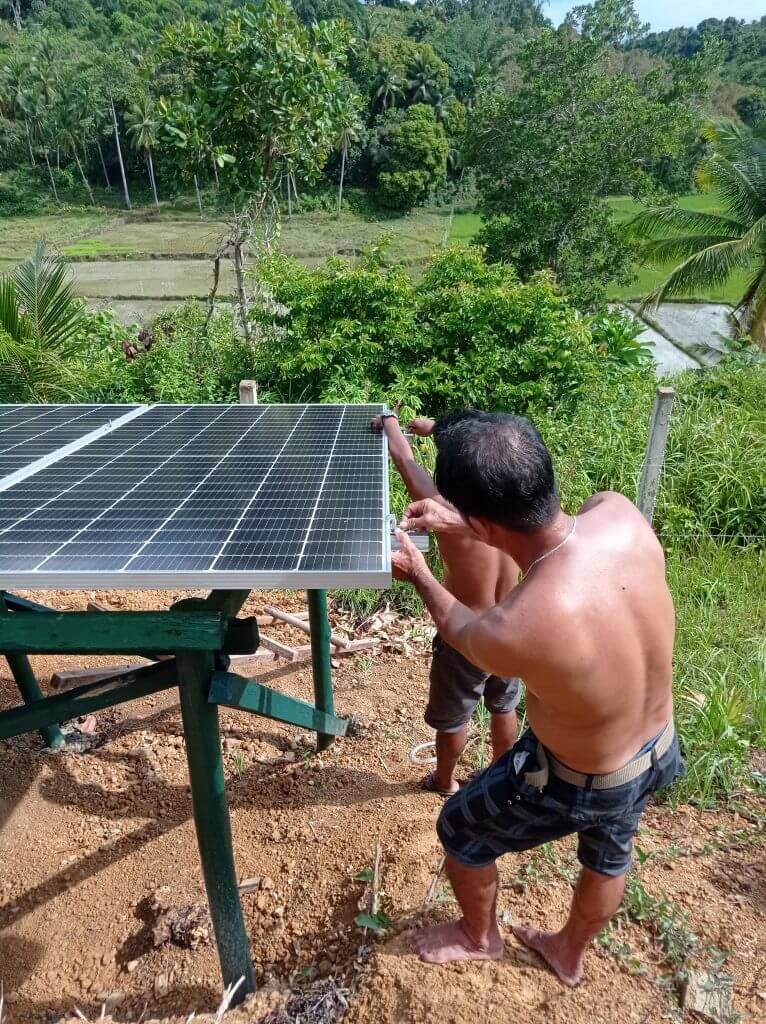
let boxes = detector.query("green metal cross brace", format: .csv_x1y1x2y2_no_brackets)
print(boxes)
307,589,335,752
0,593,65,750
176,647,255,1004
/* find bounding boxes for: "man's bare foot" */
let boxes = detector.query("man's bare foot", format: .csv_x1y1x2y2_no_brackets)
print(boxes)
511,925,584,987
410,920,504,964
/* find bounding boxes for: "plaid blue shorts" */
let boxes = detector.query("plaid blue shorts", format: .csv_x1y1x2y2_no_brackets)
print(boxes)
437,727,685,877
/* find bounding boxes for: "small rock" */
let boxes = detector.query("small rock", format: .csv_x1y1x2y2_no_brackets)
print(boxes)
255,894,270,912
126,959,139,974
105,991,126,1010
318,958,333,976
239,876,261,894
500,909,514,927
154,971,170,998
261,876,275,890
681,971,735,1024
283,751,297,763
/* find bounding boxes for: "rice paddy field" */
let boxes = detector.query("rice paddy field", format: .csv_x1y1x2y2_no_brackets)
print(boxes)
0,192,744,322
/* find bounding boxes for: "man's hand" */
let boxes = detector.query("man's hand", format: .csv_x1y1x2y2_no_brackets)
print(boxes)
391,528,429,583
408,417,436,437
401,497,470,535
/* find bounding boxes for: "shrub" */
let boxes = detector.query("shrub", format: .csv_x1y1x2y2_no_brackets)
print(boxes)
251,244,629,417
373,105,448,212
83,302,255,404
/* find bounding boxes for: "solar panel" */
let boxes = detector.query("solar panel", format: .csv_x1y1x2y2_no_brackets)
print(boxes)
0,404,143,480
0,403,391,589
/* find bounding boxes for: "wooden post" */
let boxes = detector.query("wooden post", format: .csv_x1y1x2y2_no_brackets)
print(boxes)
637,387,675,525
239,380,258,405
176,648,255,1003
307,589,335,752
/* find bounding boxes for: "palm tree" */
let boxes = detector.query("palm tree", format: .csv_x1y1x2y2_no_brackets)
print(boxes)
373,68,404,112
57,88,97,206
407,54,441,105
126,99,161,211
334,113,361,216
0,55,37,167
628,121,766,348
0,243,89,402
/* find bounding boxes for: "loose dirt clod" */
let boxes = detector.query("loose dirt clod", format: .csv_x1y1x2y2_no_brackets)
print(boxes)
261,977,351,1024
150,893,212,950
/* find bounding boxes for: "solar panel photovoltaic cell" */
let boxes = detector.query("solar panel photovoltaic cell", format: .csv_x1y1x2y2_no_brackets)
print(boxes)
0,403,390,589
0,404,139,477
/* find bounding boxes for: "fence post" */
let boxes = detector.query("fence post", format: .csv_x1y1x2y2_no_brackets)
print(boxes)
636,386,675,525
239,380,258,405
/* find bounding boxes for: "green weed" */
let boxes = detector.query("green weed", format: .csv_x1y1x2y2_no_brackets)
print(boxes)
232,750,247,777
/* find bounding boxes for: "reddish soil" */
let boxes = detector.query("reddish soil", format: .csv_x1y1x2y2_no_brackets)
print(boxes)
0,590,764,1024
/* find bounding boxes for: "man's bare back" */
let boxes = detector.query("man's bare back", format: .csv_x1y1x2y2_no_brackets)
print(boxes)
463,492,675,773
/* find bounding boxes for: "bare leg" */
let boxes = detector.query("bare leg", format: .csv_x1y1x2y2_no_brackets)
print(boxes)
513,867,626,986
411,854,504,963
434,726,467,794
490,710,517,762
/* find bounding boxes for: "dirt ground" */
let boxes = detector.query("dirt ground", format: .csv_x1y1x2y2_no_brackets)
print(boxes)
0,589,764,1024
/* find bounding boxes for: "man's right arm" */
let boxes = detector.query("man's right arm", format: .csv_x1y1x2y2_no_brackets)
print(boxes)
376,416,439,503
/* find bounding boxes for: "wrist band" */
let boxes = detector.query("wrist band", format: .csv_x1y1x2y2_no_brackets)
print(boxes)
381,411,398,421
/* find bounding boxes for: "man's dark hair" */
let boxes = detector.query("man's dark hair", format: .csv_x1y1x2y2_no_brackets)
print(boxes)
434,413,559,532
432,408,490,439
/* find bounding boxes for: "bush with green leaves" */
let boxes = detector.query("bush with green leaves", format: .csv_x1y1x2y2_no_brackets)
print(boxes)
84,302,254,404
373,105,448,211
250,244,638,416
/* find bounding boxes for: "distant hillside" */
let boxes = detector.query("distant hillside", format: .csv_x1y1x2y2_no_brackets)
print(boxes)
632,16,766,89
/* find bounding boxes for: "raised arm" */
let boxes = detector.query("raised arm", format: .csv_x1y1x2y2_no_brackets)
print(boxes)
371,415,438,503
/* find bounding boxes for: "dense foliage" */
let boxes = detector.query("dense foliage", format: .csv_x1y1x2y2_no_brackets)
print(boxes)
633,16,766,90
466,0,715,308
373,104,448,210
247,244,642,413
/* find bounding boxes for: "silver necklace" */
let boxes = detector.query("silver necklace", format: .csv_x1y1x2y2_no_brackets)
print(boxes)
521,516,577,580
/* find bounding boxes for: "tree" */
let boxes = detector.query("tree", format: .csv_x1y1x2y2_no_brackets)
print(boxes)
407,52,443,103
153,0,356,339
0,243,89,401
465,0,712,307
375,103,448,210
627,121,766,347
334,107,363,215
373,67,405,110
126,98,161,210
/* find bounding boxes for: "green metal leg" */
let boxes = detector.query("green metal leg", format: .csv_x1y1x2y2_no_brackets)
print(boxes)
4,652,66,750
307,589,335,752
1,594,65,749
176,650,255,1002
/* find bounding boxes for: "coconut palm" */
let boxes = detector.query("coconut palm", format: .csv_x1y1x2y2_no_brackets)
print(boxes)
0,243,89,402
373,68,404,111
628,121,766,348
57,88,97,206
407,54,441,105
126,98,161,210
334,111,361,216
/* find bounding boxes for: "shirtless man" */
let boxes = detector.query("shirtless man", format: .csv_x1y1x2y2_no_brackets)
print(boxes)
372,410,521,796
391,411,683,987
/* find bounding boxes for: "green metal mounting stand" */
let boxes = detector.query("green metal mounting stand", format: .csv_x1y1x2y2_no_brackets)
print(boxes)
0,586,349,1005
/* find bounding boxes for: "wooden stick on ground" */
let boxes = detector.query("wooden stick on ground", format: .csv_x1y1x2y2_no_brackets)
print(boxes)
371,842,383,917
424,854,446,906
264,604,351,649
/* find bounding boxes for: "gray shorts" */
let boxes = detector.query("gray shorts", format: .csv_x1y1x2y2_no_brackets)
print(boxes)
425,634,522,734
